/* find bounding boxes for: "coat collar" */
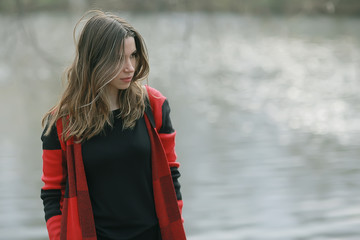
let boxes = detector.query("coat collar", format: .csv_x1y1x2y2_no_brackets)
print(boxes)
145,97,156,129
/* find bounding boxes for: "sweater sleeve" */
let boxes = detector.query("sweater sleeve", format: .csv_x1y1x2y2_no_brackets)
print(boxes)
40,122,66,240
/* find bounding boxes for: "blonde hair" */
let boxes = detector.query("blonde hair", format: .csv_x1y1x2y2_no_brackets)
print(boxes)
42,10,149,142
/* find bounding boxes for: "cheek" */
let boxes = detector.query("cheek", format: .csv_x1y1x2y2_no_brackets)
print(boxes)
132,58,137,68
118,64,126,75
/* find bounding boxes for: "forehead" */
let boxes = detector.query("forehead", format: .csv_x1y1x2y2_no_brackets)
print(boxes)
123,37,136,54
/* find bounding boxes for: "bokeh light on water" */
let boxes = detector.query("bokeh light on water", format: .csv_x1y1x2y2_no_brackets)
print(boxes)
0,11,359,240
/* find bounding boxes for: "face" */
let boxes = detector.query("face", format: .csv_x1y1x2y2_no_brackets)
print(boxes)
108,37,137,92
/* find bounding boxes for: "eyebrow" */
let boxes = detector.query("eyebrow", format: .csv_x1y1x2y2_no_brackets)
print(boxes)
125,49,137,57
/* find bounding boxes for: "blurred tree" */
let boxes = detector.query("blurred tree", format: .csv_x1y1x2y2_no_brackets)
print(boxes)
0,0,360,15
68,0,87,12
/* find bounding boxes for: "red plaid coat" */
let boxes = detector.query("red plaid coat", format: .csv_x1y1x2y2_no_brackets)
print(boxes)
41,86,186,239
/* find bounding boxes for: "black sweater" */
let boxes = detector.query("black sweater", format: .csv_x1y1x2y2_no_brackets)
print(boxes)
81,109,158,239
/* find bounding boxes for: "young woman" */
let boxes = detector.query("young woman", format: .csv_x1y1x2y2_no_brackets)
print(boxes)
40,10,186,240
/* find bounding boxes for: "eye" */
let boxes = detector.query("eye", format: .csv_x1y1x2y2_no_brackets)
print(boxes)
130,51,138,58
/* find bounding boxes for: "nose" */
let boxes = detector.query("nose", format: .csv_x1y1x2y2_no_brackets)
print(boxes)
124,58,135,72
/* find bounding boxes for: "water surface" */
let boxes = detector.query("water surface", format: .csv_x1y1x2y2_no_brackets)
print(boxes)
0,12,359,240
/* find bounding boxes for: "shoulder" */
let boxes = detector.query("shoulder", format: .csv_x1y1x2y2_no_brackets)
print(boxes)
145,85,166,102
144,85,169,130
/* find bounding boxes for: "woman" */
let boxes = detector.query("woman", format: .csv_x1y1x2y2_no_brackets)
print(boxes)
40,10,186,240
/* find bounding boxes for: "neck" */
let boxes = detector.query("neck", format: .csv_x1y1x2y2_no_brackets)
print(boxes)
108,88,120,111
109,102,120,111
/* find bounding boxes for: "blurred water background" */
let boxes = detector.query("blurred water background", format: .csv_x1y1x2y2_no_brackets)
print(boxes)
0,1,360,239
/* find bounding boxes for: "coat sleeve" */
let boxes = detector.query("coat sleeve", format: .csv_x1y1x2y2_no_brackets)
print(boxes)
157,98,184,217
40,122,66,240
146,86,184,218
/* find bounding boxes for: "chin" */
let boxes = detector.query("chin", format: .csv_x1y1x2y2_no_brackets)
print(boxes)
120,84,131,90
116,82,131,90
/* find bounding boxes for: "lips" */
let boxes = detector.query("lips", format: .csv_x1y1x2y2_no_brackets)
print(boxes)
120,77,132,82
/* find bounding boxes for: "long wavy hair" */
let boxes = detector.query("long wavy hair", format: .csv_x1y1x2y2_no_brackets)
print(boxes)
42,10,149,142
